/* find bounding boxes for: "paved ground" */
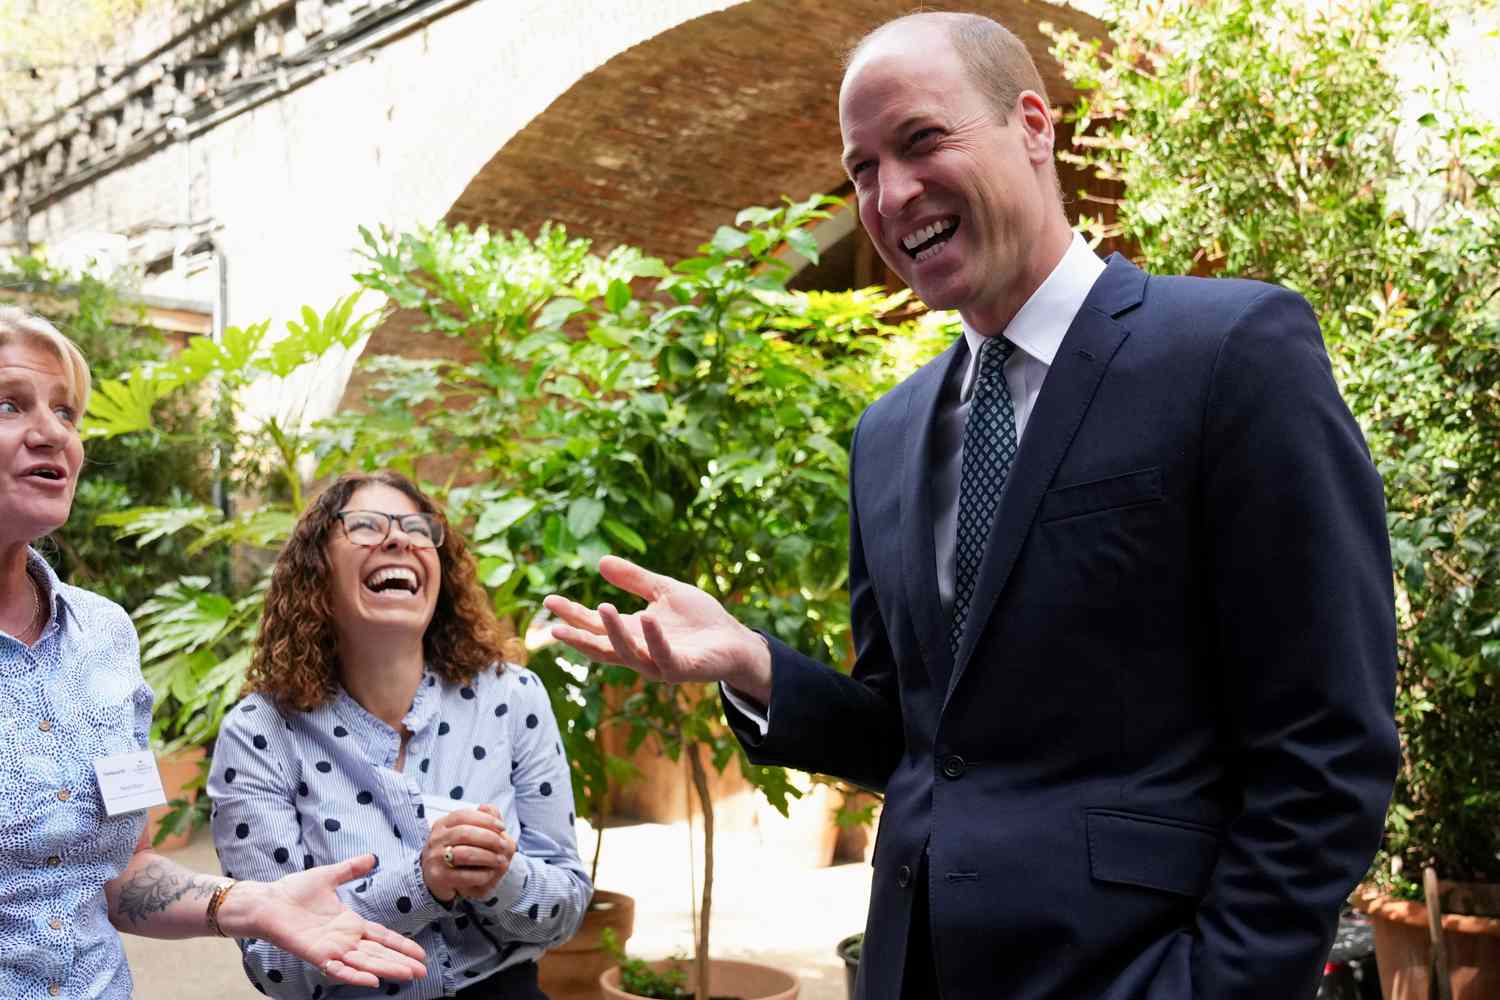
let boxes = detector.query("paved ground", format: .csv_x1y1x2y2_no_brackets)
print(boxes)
123,819,871,999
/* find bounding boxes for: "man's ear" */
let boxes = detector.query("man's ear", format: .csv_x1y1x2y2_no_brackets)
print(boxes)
1016,90,1056,165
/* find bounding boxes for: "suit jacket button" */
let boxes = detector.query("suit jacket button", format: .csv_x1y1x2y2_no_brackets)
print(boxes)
941,754,966,779
897,864,913,888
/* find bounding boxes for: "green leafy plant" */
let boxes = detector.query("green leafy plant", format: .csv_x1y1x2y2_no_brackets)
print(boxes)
87,295,375,841
1048,0,1500,900
601,928,692,1000
340,196,951,994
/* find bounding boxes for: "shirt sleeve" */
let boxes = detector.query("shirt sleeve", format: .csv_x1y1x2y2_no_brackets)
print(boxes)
720,681,770,737
207,699,445,997
468,670,592,947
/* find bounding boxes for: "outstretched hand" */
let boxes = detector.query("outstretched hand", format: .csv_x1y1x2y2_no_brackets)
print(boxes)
235,854,427,988
543,555,772,703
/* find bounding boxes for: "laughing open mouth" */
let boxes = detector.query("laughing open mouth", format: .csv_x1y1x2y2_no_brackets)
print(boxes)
24,466,64,481
902,217,959,261
364,566,419,595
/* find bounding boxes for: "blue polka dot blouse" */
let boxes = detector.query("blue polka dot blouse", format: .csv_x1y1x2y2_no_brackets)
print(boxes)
208,663,590,997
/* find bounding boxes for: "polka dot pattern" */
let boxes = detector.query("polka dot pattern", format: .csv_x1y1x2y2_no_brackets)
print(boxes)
208,664,590,994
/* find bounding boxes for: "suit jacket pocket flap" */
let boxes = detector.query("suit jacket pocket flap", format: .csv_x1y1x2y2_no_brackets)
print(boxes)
1040,467,1162,523
1086,809,1219,897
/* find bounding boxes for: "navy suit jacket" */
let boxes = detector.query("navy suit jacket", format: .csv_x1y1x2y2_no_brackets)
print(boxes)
725,255,1399,999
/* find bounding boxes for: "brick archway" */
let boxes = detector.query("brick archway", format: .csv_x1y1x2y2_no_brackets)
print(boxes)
447,0,1102,260
352,0,1107,381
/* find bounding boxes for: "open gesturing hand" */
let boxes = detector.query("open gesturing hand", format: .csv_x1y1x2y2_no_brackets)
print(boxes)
230,854,427,987
543,556,772,703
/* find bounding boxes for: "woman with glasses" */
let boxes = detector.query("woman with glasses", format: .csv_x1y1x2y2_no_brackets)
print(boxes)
0,310,425,999
209,471,589,999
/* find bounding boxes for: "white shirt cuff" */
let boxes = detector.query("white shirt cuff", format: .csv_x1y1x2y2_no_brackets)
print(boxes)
720,681,769,737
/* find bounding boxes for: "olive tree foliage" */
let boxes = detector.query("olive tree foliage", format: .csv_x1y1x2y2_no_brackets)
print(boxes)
1047,0,1500,897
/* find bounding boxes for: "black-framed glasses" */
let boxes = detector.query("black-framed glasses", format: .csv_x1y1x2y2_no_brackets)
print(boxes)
335,510,445,549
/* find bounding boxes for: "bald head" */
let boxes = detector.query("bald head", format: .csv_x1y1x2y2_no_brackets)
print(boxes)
845,13,1050,125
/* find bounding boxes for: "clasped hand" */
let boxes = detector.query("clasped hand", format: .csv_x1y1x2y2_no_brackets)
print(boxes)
420,804,516,903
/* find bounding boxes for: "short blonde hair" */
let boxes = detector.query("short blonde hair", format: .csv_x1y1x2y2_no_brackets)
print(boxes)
0,306,92,413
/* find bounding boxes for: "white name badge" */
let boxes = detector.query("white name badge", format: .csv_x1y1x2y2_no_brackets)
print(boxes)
94,750,168,816
420,793,487,824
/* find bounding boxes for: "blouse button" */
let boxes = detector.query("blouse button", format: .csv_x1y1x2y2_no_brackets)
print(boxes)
48,984,60,995
56,789,71,802
45,855,60,867
38,719,52,732
48,918,61,930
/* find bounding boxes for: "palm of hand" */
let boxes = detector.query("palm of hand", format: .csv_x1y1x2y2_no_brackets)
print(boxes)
259,869,366,957
633,584,744,681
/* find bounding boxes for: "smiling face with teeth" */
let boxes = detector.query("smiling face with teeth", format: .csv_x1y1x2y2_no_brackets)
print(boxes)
839,17,1073,334
326,482,443,647
0,341,85,548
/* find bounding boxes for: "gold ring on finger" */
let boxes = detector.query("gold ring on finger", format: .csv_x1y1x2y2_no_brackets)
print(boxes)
443,845,456,869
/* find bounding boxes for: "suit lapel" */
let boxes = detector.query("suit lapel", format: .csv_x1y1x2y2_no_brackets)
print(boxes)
946,255,1147,704
901,337,967,689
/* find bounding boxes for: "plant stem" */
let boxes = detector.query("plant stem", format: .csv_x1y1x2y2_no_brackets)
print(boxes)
687,740,714,1000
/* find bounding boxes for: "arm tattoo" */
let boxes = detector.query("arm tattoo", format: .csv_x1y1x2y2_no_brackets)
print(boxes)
115,859,221,926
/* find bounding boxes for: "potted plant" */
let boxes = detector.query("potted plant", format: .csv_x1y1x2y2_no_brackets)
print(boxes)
1047,0,1500,994
342,198,952,999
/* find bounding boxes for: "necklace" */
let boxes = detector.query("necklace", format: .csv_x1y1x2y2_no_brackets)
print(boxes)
12,572,41,643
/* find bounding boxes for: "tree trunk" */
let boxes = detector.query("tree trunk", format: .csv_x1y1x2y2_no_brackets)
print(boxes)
687,742,714,1000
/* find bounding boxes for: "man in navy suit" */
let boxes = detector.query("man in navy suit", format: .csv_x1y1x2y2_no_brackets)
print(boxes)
546,11,1399,998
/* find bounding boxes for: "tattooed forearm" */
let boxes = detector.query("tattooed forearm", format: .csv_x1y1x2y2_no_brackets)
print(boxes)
114,859,221,926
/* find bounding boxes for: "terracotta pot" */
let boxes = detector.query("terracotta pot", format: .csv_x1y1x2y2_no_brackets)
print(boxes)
599,958,798,1000
1357,884,1500,998
147,746,207,851
538,890,636,1000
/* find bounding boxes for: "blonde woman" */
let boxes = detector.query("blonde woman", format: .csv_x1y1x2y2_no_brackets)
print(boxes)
0,307,426,999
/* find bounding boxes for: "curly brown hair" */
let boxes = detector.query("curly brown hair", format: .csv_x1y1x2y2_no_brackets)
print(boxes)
246,471,513,711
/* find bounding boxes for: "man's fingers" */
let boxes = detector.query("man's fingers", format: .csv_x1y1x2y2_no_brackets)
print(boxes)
599,555,675,601
549,623,630,665
640,614,687,682
600,604,663,680
542,594,605,634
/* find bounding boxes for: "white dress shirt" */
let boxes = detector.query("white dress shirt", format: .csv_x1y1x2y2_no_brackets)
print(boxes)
727,232,1106,729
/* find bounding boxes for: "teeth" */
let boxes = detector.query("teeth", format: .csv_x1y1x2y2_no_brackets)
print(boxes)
902,218,955,251
364,566,418,592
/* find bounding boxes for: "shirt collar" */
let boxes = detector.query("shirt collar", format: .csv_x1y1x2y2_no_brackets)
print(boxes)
26,546,71,627
960,231,1107,367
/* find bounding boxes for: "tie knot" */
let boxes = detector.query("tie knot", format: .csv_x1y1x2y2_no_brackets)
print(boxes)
978,336,1014,379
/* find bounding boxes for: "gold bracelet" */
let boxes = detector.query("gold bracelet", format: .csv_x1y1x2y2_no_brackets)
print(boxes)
206,878,238,937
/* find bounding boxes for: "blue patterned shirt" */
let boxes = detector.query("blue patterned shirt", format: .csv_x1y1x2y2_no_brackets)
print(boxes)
0,549,153,1000
209,663,590,998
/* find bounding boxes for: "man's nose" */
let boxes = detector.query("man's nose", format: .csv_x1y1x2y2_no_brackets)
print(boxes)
877,162,922,218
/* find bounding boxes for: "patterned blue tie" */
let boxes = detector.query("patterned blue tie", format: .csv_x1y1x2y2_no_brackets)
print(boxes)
950,336,1017,655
